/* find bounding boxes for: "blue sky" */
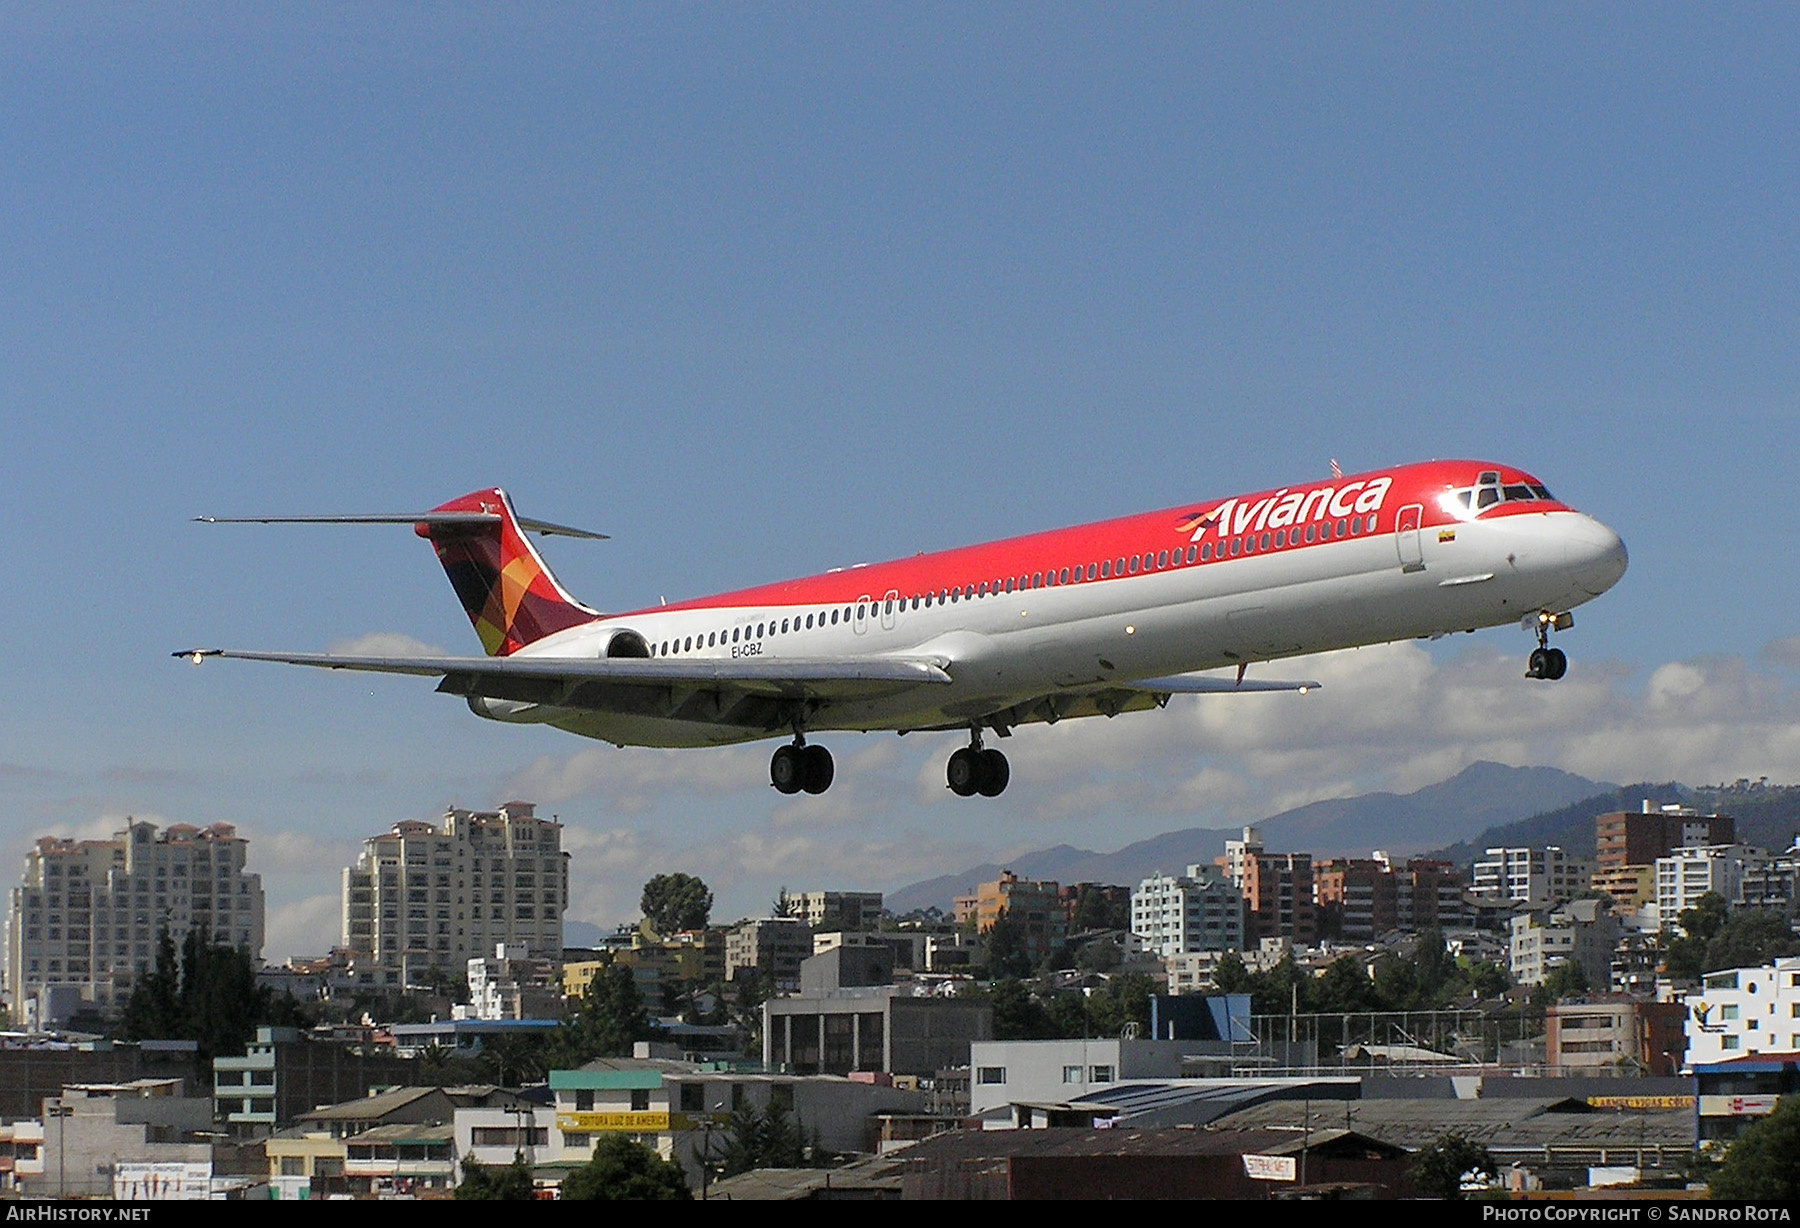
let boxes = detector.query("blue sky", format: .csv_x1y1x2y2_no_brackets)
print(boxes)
3,5,1798,957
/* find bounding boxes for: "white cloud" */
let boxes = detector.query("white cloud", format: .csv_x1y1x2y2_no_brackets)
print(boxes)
265,894,341,962
507,746,763,811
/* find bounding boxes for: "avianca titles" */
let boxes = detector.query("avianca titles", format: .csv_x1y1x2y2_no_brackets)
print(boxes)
184,459,1626,799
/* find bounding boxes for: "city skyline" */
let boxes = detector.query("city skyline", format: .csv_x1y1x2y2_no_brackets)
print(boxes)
4,8,1800,956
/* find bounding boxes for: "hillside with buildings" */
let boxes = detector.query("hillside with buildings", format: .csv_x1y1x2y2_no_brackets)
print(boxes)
890,761,1609,913
1,777,1797,1199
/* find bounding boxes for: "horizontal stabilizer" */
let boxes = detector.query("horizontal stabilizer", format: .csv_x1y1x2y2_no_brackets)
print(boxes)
194,513,608,540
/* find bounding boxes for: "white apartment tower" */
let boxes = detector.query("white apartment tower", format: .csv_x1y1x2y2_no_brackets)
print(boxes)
1131,865,1245,956
6,820,265,1026
1472,846,1592,906
341,802,568,989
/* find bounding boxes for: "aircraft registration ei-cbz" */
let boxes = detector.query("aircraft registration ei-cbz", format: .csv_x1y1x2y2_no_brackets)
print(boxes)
182,460,1626,799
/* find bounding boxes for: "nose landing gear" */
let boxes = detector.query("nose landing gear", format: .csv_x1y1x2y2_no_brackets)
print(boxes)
771,737,834,795
1526,610,1572,680
947,731,1009,798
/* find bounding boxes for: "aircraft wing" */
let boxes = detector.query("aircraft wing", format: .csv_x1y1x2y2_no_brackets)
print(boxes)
175,648,952,706
928,670,1322,736
1125,672,1321,694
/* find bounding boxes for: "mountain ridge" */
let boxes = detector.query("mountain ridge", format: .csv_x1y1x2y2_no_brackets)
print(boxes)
887,761,1612,914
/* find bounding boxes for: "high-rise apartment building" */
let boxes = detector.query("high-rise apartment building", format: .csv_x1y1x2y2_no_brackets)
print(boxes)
787,891,884,932
7,820,265,1027
1595,802,1734,871
340,802,567,989
1217,829,1315,944
1131,865,1244,956
957,872,1067,963
1471,846,1591,906
1315,854,1469,939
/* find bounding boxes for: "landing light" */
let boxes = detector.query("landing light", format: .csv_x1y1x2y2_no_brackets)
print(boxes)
1124,625,1136,635
190,652,205,666
1298,686,1310,695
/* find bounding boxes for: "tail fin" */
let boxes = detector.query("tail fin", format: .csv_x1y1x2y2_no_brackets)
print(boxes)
418,489,601,656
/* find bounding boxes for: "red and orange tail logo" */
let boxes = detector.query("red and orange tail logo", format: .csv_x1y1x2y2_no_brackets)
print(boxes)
418,489,596,655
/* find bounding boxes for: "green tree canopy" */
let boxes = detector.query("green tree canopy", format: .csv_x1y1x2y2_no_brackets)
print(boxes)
455,1153,536,1200
1409,1132,1497,1199
1709,1096,1800,1200
719,1100,807,1177
982,914,1036,979
561,1136,692,1201
641,873,713,934
1535,959,1590,1005
549,960,652,1067
119,926,304,1068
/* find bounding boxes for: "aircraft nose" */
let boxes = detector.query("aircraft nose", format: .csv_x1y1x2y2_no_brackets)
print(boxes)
1566,515,1628,597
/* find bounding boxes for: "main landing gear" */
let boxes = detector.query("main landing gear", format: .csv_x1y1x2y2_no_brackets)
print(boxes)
770,738,834,795
1527,610,1572,681
947,731,1009,798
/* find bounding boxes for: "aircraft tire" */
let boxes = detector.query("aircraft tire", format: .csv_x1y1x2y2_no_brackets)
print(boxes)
801,744,834,794
1545,647,1568,680
947,747,981,797
1527,647,1548,679
770,745,804,794
976,749,1010,797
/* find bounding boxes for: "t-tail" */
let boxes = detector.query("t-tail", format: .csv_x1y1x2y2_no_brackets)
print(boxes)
416,488,604,656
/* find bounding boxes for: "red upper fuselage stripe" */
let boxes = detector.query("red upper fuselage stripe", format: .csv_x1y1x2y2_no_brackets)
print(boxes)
622,460,1568,617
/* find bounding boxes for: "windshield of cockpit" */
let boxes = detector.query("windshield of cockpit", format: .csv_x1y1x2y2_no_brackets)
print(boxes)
1446,469,1555,515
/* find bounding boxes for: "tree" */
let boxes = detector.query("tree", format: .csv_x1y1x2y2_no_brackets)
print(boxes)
719,1100,807,1177
549,961,652,1067
1314,955,1378,1015
1210,950,1254,994
640,873,713,935
1709,1096,1800,1200
119,926,288,1067
1703,910,1800,974
456,1152,536,1200
1409,1132,1497,1199
119,929,183,1040
983,915,1035,979
986,978,1057,1040
561,1136,691,1200
1070,886,1129,932
478,1034,549,1089
1536,960,1589,1004
1074,938,1122,973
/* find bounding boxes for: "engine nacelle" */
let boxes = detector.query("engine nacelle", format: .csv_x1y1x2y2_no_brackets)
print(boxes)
464,625,650,724
467,696,552,723
595,627,651,658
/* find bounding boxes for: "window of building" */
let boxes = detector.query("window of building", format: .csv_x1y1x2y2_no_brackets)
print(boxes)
1062,1065,1083,1084
976,1067,1006,1085
630,1090,651,1112
1089,1066,1114,1083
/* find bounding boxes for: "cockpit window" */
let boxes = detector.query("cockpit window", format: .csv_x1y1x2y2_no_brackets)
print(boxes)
1444,472,1558,518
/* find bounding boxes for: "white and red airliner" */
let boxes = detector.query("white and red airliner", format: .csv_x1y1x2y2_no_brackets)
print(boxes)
184,459,1625,798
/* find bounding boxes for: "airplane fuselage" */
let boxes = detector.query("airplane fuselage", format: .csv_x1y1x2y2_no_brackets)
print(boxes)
488,460,1626,748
